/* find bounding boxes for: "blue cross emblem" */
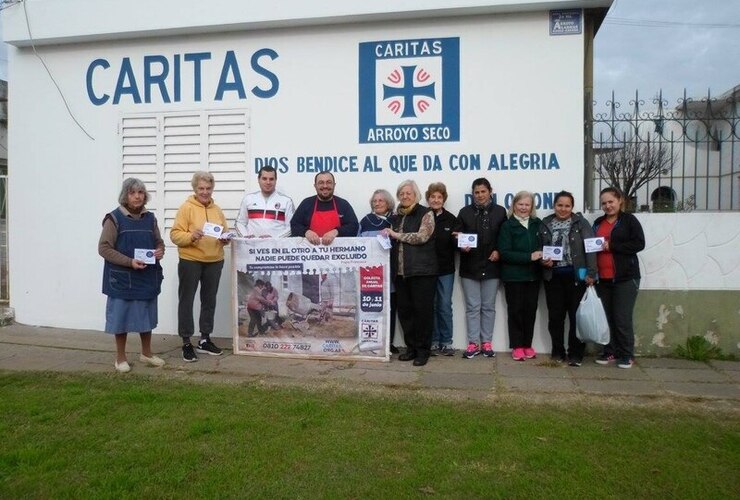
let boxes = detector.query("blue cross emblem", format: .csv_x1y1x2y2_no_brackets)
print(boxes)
382,65,435,118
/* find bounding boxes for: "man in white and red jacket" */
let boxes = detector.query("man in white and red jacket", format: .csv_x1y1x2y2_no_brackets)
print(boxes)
236,166,295,238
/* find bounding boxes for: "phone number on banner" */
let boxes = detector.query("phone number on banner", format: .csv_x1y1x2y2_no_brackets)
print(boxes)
262,342,312,351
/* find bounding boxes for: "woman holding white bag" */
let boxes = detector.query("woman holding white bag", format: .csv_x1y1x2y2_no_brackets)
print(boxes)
592,187,645,369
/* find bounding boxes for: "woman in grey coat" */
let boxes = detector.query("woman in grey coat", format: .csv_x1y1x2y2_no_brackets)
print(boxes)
538,191,597,366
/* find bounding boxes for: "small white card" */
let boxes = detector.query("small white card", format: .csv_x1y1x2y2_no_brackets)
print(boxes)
457,233,478,248
584,237,606,253
134,248,156,264
203,222,224,238
376,234,392,250
542,245,564,261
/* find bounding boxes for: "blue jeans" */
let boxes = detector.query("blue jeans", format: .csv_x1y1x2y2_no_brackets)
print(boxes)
461,277,499,345
432,273,455,347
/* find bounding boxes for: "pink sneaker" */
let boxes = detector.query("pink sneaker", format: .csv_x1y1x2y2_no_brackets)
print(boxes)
481,342,495,358
523,347,536,359
463,343,480,359
511,348,525,361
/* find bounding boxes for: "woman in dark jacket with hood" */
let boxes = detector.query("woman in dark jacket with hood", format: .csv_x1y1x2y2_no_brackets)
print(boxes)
454,178,507,359
538,191,597,366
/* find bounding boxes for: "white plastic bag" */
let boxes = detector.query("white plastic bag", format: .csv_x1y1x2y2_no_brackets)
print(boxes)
576,287,610,345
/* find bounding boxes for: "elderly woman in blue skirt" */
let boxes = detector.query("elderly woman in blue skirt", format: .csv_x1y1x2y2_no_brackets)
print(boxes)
99,178,166,373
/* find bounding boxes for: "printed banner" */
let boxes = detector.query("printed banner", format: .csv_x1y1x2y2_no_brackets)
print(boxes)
232,237,390,361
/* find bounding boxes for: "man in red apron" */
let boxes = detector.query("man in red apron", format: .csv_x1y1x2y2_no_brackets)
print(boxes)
291,172,359,243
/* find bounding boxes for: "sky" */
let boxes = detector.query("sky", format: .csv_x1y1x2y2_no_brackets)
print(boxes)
594,0,740,110
0,1,738,106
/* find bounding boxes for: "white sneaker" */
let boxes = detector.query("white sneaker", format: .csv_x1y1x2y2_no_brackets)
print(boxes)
139,354,166,367
114,360,131,373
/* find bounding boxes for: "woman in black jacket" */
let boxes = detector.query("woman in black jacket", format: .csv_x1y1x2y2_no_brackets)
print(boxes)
384,180,438,366
454,178,507,359
426,182,457,356
592,187,645,369
538,191,597,366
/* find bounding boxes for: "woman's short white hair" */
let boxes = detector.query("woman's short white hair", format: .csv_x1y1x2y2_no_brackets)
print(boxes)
191,171,215,190
369,189,395,213
396,180,421,203
508,190,537,218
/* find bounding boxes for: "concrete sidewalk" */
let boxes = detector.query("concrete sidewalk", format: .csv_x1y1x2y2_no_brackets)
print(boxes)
1,323,738,409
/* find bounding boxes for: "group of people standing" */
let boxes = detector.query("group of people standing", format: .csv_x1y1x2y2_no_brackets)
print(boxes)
99,168,644,373
359,178,645,369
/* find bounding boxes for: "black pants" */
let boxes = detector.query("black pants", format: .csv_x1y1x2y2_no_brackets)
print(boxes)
177,259,224,339
390,291,397,345
596,278,639,359
504,281,540,349
395,275,436,358
247,309,267,336
543,273,587,359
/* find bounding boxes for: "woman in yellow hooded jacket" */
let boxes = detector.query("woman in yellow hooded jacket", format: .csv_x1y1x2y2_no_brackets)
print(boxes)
170,171,230,362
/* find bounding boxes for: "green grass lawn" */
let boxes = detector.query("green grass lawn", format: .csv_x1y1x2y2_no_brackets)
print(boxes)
0,372,737,499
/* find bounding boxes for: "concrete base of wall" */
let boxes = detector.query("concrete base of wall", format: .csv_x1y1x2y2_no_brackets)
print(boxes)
0,306,14,326
634,290,740,356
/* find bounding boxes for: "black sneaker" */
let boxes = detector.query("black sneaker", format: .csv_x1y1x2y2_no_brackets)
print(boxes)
568,357,583,367
196,338,223,356
438,345,456,357
617,357,634,369
182,343,198,362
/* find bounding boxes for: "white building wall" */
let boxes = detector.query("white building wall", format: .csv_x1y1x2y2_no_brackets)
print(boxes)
5,1,603,353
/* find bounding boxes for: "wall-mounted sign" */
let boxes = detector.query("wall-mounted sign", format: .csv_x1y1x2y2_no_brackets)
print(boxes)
550,9,582,36
358,37,460,144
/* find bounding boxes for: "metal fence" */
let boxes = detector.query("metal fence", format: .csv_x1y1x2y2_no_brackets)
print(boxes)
588,88,739,212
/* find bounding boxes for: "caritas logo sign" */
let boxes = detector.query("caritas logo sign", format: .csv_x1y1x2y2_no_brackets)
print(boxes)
358,37,460,144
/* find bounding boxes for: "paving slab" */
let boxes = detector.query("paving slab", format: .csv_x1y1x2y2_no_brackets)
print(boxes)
662,382,740,399
637,357,713,369
324,367,419,386
576,379,663,396
419,372,493,390
500,376,577,393
643,367,732,383
496,361,574,379
570,364,652,381
425,357,495,374
709,360,740,372
0,344,65,371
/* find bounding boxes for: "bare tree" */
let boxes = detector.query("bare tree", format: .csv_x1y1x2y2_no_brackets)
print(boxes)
594,140,677,211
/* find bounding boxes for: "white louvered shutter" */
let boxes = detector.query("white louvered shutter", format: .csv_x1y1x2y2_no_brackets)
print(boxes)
120,109,250,237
